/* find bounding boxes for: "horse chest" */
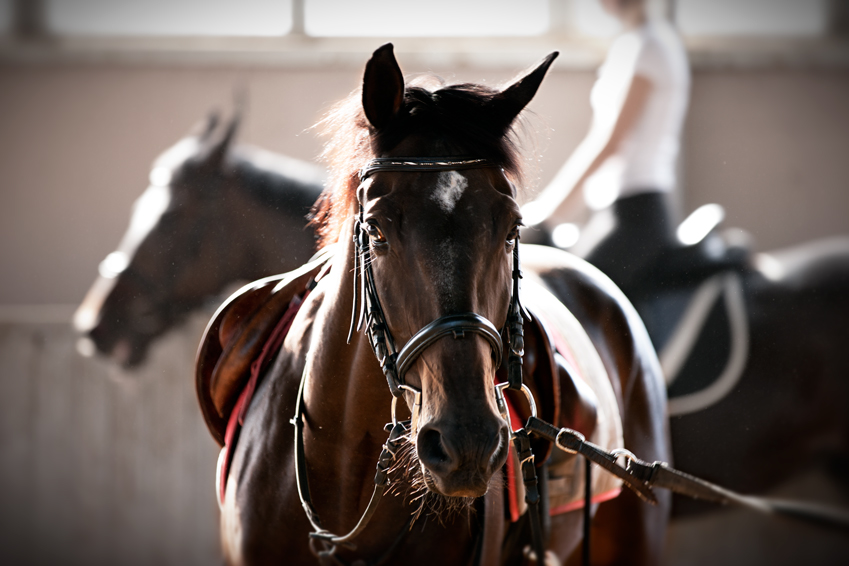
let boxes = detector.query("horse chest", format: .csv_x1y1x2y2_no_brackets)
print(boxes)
222,387,308,561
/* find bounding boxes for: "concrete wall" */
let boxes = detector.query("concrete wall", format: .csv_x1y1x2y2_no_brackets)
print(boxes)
0,316,220,566
0,61,847,306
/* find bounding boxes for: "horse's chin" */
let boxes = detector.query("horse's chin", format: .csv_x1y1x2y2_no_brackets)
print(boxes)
389,440,479,521
98,336,152,369
421,465,491,499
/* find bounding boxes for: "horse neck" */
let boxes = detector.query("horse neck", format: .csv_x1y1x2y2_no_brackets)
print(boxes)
299,225,400,524
224,153,321,278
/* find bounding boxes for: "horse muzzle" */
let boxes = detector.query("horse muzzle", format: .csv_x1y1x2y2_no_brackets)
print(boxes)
415,413,510,498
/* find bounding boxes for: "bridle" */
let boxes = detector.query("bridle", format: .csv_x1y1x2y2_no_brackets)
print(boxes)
349,158,526,396
292,157,532,563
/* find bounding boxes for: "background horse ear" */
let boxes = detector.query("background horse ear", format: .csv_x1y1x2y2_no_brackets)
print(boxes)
489,52,559,133
362,43,405,130
204,102,242,168
189,111,220,141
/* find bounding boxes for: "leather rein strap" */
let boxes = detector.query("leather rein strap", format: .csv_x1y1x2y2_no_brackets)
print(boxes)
524,416,849,534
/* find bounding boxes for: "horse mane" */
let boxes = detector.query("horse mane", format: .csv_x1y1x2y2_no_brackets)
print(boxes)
311,76,528,248
229,147,324,213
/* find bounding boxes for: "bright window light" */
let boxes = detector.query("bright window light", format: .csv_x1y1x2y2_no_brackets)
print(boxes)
552,223,581,249
677,204,725,246
677,0,829,37
304,0,549,37
47,0,293,36
571,0,621,38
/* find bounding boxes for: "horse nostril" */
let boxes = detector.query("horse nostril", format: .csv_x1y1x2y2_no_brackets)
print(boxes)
417,426,458,474
490,424,510,469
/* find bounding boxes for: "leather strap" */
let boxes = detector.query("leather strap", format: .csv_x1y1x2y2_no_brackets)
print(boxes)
525,417,657,504
512,429,546,564
476,474,506,566
359,157,496,181
291,362,411,548
296,155,523,560
628,459,849,532
582,457,591,566
525,415,849,533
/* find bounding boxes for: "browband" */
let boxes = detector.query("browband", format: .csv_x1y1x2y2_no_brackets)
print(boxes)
359,157,496,181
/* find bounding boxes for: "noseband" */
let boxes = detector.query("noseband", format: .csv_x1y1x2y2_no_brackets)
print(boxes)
349,157,527,403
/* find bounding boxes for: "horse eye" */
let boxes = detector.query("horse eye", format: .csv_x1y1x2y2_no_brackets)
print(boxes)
365,222,386,244
506,226,520,249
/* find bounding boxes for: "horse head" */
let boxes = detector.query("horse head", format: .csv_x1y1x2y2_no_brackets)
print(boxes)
332,44,558,498
74,112,247,367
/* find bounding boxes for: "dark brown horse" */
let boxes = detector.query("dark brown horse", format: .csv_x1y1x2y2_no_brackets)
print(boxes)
71,52,849,524
73,112,324,367
203,45,670,566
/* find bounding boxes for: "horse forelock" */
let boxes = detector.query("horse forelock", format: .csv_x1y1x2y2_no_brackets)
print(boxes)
312,78,527,248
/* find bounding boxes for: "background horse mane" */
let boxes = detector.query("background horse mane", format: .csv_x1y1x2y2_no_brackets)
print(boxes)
312,76,528,247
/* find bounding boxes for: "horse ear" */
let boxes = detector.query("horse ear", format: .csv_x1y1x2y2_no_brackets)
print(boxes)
205,105,241,166
362,43,405,130
489,52,559,132
190,111,219,140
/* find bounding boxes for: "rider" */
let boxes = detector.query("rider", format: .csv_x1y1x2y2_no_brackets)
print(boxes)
522,0,690,294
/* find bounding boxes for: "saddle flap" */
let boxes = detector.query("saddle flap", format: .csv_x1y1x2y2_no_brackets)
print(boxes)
518,276,625,515
196,248,334,445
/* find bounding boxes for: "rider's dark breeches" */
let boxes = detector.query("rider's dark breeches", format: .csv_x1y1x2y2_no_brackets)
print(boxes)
576,191,676,294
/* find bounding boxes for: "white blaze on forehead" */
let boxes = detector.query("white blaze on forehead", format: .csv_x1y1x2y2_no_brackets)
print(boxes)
431,171,468,214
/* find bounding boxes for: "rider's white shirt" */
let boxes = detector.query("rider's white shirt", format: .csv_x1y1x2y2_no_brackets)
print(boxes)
584,19,690,203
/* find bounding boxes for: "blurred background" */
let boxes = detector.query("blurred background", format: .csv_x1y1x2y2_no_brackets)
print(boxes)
0,1,847,565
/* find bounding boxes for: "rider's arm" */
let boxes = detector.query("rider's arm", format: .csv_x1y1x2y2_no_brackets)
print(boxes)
522,74,653,228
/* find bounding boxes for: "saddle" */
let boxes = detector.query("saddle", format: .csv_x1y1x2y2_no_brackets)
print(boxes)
195,246,335,446
627,221,752,417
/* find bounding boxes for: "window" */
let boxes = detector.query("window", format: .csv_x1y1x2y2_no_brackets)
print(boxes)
46,0,293,36
677,0,829,37
303,0,549,37
570,0,622,38
6,0,835,51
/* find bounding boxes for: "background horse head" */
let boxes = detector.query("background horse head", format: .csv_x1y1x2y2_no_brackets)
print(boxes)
73,112,323,367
